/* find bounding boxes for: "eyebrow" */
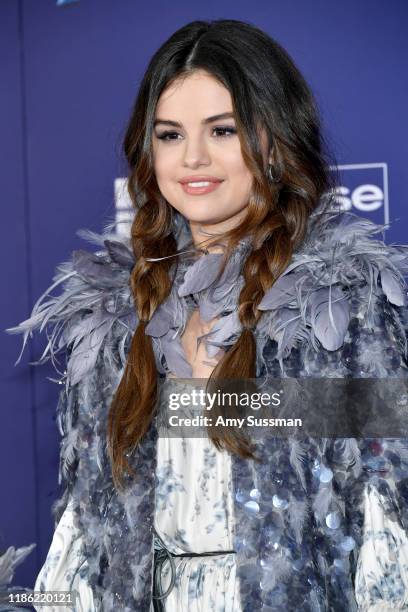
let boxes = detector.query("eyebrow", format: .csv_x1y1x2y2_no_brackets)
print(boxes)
153,112,235,128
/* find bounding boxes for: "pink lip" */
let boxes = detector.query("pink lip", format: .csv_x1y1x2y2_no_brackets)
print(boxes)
179,176,224,196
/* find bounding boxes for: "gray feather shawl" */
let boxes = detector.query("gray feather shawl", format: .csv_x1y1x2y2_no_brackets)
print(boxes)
7,205,408,611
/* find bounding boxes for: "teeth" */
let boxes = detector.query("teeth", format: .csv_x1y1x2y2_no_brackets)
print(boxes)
187,181,211,187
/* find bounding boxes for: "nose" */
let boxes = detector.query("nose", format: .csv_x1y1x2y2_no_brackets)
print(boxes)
182,134,211,168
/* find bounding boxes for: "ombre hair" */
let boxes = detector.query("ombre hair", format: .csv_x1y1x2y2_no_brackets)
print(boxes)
107,19,339,489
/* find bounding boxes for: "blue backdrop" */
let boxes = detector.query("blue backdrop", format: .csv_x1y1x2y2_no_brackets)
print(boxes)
1,0,407,590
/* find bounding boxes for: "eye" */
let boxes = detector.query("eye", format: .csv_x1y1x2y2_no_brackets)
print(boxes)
154,125,237,142
155,131,181,141
212,126,237,137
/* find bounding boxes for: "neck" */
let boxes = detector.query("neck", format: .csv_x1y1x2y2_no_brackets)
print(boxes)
188,208,249,254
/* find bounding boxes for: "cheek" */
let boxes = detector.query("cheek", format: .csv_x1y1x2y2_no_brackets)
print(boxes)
152,147,175,181
223,149,251,178
227,156,253,195
153,157,179,202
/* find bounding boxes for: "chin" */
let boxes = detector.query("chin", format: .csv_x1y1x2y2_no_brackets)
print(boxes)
174,205,222,224
182,213,227,226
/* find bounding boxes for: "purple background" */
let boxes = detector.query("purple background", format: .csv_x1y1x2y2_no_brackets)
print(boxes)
1,0,407,589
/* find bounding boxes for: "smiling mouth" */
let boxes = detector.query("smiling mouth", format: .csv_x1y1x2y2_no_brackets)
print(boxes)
180,180,224,195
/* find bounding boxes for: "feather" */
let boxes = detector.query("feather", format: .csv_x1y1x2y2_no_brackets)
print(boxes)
0,544,36,587
72,250,128,289
288,497,309,544
68,317,115,386
258,272,305,311
63,308,114,348
380,267,407,306
289,438,308,490
204,311,242,358
309,287,350,351
5,270,77,366
387,305,408,360
312,481,333,523
309,588,325,612
255,211,408,366
5,229,136,387
333,438,362,478
178,252,224,296
388,247,408,275
273,308,307,359
145,290,180,338
202,276,243,320
328,213,388,245
76,222,121,247
160,329,193,377
59,425,79,480
104,240,135,268
209,246,248,301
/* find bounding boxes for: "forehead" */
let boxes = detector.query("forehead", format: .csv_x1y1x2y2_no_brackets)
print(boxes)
155,70,233,117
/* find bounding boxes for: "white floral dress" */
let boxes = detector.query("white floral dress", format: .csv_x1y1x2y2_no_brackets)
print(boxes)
32,435,240,612
33,444,408,612
354,483,408,610
151,435,240,612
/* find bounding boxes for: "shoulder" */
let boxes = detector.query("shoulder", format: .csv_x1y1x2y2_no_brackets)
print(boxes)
5,226,139,508
6,225,137,388
257,211,408,376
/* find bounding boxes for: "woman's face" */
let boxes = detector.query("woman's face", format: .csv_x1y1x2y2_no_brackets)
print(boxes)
152,69,271,241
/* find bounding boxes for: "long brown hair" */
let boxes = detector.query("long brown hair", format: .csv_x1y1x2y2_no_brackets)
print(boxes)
107,19,339,490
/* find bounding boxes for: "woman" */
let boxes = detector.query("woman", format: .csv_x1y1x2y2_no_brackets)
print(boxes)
7,18,408,611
